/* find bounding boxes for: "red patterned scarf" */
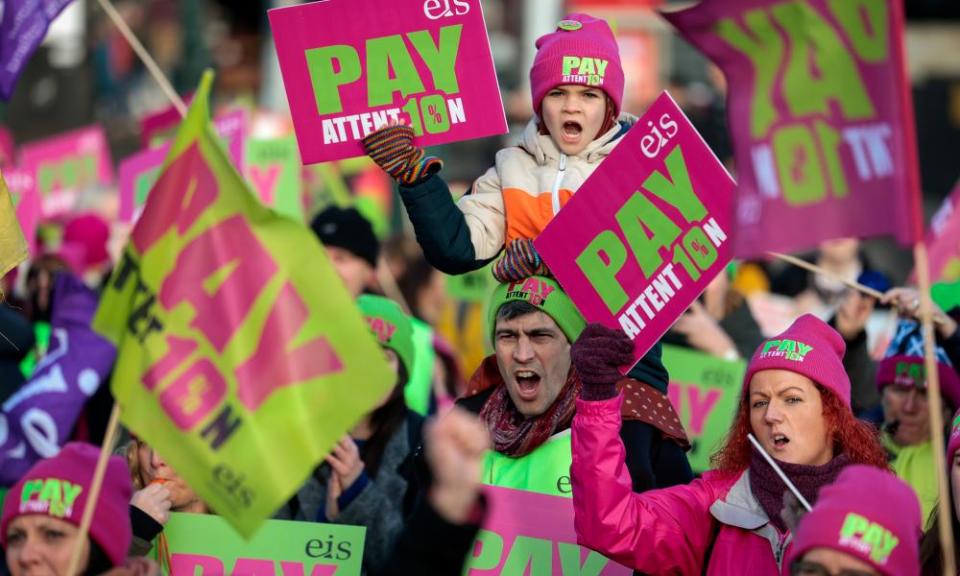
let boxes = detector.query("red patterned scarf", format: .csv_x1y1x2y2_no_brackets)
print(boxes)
470,356,581,457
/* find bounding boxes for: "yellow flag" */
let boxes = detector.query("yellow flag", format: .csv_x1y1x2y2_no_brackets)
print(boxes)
0,171,27,278
95,71,395,537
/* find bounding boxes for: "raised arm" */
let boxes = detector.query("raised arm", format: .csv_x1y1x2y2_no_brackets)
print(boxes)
362,124,501,274
570,324,719,574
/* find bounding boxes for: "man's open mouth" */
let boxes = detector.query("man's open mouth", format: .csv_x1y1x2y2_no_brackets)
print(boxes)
515,370,542,399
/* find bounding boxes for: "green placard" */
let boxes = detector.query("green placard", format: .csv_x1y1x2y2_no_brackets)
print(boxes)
245,137,303,221
662,344,745,473
933,279,960,312
157,513,364,575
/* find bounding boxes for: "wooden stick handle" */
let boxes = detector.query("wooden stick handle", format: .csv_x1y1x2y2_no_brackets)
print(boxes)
64,403,122,575
913,243,957,576
376,255,412,316
768,252,884,299
770,251,948,327
95,0,187,117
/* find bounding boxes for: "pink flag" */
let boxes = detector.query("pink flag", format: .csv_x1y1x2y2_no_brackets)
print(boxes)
926,182,960,285
663,0,922,257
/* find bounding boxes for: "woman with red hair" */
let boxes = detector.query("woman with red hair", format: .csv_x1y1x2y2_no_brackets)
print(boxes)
569,314,887,576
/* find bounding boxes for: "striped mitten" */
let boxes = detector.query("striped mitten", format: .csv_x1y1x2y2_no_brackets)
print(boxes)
492,238,550,283
362,124,443,185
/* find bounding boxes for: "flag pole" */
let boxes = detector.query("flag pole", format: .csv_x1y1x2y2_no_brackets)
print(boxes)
94,0,187,117
889,0,956,569
914,242,956,573
768,251,885,299
64,403,122,575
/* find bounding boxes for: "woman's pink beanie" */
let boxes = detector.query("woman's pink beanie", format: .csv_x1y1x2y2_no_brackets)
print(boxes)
0,442,132,567
743,314,851,407
948,408,960,465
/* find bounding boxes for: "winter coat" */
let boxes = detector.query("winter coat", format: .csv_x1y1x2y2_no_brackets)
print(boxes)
827,315,880,416
396,115,635,275
274,415,421,576
458,113,636,259
883,432,938,524
572,395,793,576
939,307,960,370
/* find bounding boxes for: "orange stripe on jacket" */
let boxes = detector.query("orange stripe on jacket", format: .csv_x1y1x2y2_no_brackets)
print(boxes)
503,187,575,246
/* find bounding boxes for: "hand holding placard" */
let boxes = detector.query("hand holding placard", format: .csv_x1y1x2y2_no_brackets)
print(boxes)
362,124,443,185
535,92,735,370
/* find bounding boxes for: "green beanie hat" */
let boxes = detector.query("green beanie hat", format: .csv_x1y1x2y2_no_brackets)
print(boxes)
488,276,586,344
358,295,415,376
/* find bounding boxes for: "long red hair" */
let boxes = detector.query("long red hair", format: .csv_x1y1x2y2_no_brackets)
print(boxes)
711,384,888,472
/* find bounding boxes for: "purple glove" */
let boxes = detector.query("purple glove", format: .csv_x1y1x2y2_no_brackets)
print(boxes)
571,323,634,401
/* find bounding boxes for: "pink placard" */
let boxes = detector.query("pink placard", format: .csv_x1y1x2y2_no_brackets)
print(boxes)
268,0,507,164
118,146,168,224
926,182,960,284
664,0,920,257
19,126,114,219
5,168,39,255
535,92,735,367
464,485,631,575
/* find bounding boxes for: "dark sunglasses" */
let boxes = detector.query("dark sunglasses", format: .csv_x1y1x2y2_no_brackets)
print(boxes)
791,560,877,576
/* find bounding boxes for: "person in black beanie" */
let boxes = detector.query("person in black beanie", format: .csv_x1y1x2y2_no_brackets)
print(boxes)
310,206,380,298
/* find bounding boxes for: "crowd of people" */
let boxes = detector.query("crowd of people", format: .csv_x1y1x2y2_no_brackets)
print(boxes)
1,11,959,576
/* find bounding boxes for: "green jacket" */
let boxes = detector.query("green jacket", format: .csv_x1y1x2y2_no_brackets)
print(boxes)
883,432,937,524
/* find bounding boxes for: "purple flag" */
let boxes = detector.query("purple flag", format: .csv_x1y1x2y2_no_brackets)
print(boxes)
0,0,74,99
0,273,116,486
